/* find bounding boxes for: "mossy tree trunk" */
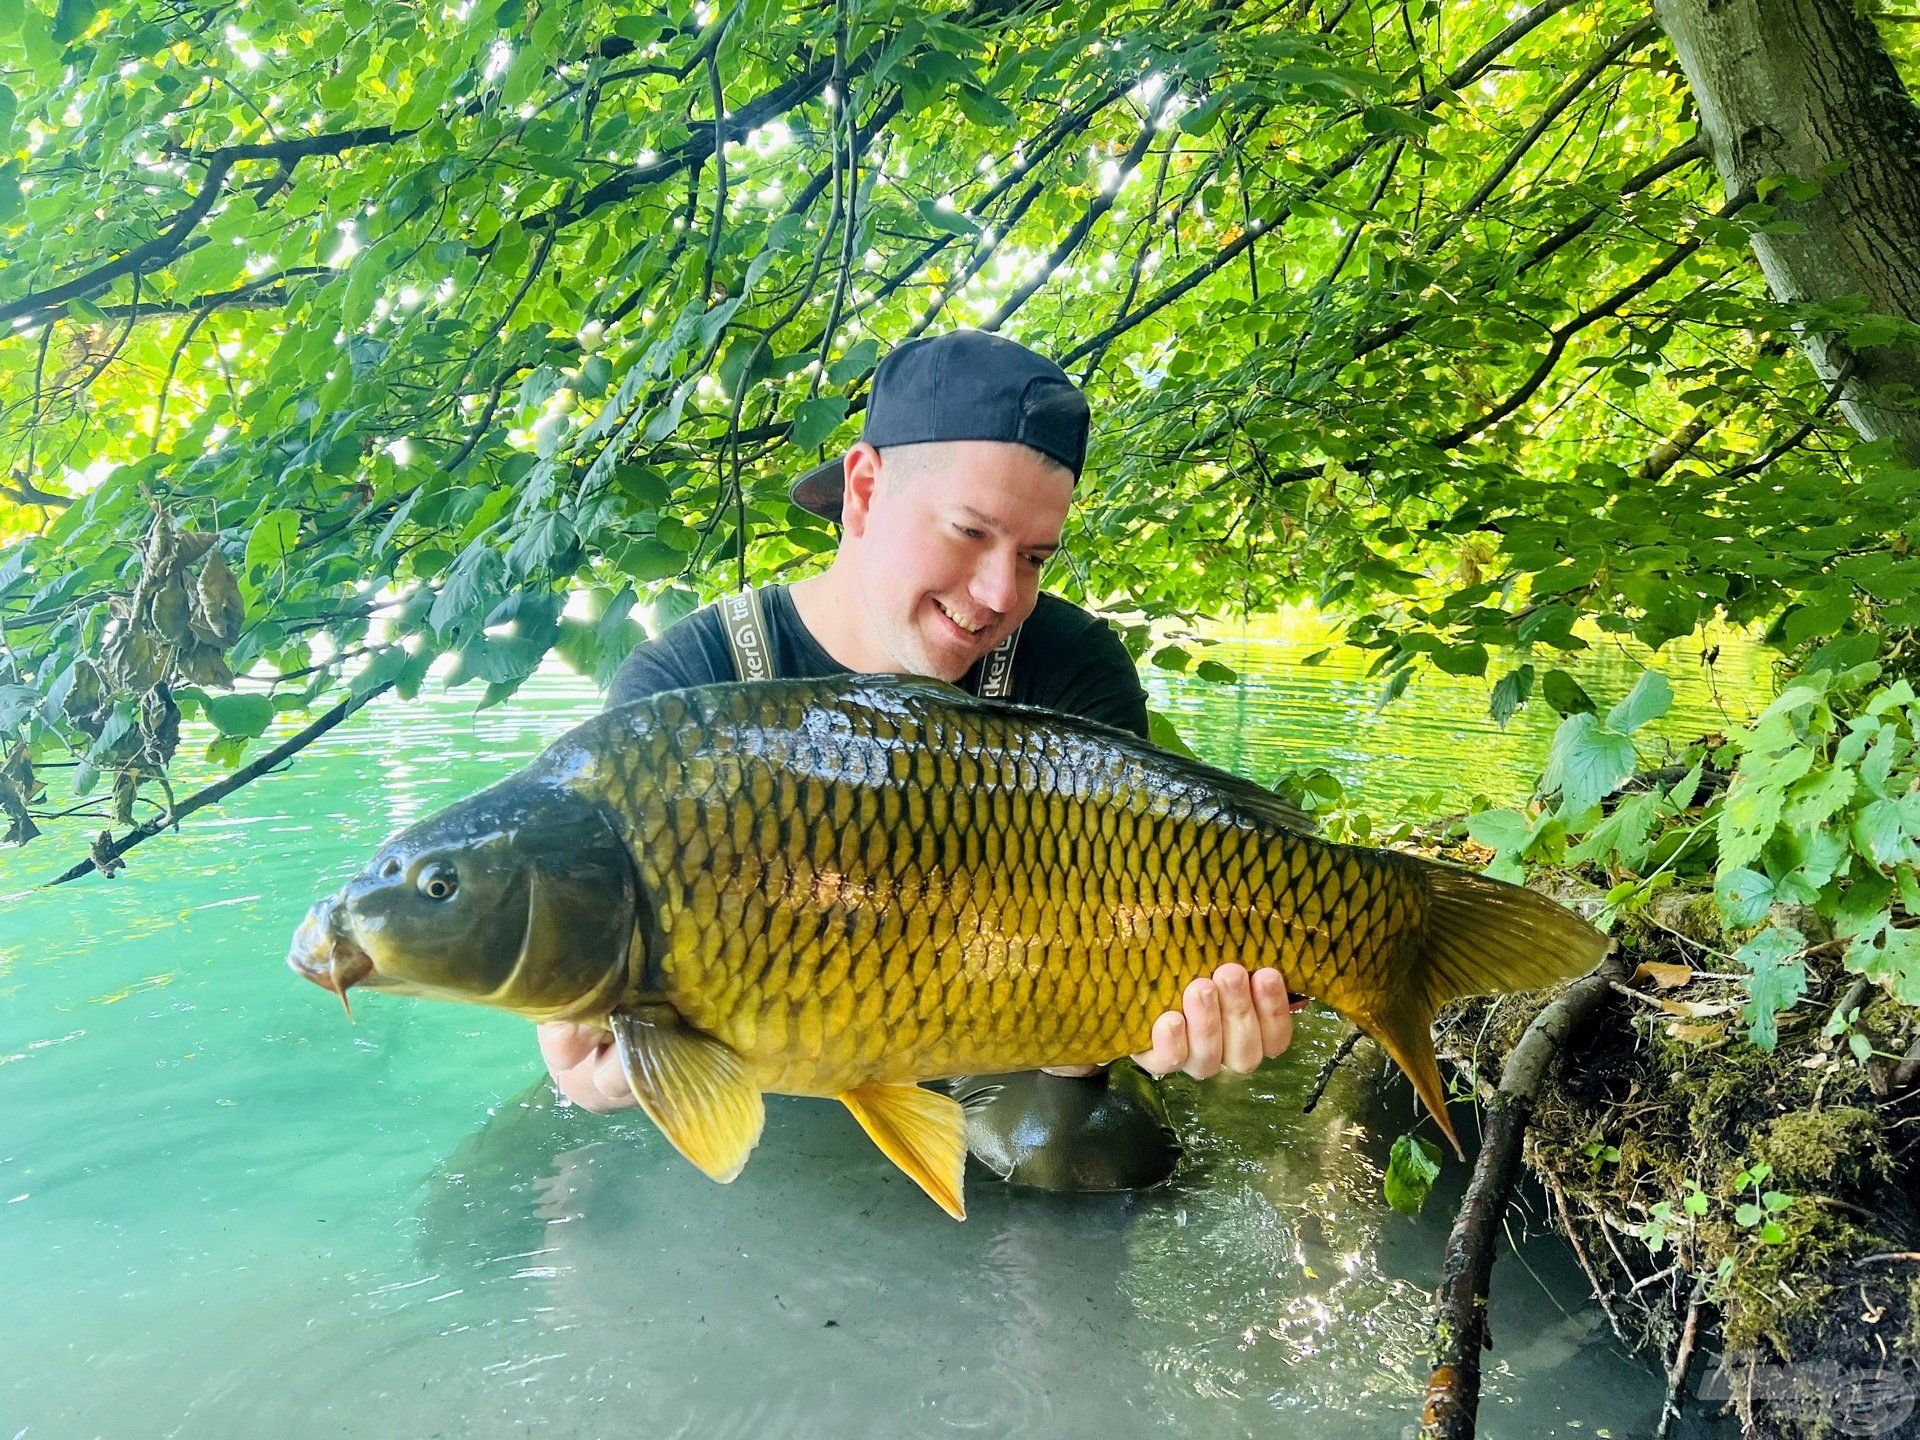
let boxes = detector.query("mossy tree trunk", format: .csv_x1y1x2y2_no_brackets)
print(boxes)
1652,0,1920,461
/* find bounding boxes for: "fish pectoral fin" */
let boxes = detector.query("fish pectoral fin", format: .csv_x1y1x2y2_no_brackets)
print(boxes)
839,1082,969,1222
609,1008,765,1184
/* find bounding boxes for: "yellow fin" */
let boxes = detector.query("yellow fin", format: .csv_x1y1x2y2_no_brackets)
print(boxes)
610,1008,765,1183
1361,1015,1465,1160
1363,862,1614,1160
839,1082,969,1221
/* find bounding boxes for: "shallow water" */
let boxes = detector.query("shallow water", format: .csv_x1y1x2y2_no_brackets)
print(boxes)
0,619,1766,1437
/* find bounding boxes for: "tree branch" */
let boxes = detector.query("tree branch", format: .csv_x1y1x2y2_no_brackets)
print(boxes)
1420,950,1626,1439
0,128,406,329
46,682,395,886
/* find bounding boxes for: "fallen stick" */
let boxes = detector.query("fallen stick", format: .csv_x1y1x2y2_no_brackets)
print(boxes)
1420,950,1628,1440
1302,1027,1365,1115
1653,1273,1708,1440
46,681,394,886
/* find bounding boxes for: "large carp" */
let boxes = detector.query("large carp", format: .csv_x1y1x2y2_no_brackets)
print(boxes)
288,676,1608,1219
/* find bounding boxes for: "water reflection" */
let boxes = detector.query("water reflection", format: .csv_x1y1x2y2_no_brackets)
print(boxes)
1147,612,1771,815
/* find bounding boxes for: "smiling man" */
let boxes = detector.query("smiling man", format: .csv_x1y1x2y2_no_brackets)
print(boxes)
539,330,1298,1191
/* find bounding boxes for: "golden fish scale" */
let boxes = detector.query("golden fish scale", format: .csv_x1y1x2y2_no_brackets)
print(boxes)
583,683,1427,1096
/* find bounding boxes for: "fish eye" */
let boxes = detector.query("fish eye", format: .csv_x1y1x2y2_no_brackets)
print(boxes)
417,863,458,902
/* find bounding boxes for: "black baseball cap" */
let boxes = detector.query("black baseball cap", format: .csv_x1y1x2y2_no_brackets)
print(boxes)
789,329,1090,523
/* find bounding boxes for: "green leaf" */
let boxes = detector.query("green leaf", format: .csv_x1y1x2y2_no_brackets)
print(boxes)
1150,645,1191,672
201,692,275,739
1489,664,1533,726
1540,669,1596,716
1431,643,1488,678
1543,713,1637,816
1384,1132,1443,1217
1147,709,1200,760
827,339,879,387
1852,799,1914,868
1606,672,1674,734
1715,867,1776,928
1194,660,1237,684
915,197,981,236
1466,809,1531,853
790,396,850,451
244,509,300,574
609,537,684,584
1737,925,1808,1052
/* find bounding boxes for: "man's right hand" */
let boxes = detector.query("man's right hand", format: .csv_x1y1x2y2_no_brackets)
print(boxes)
538,1021,639,1113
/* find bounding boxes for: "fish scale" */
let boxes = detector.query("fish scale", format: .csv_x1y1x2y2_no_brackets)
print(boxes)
597,681,1409,1096
292,674,1612,1218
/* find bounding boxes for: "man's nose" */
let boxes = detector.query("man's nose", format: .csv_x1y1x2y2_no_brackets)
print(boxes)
969,550,1022,615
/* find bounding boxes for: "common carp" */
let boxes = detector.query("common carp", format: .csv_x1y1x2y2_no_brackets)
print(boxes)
288,676,1608,1219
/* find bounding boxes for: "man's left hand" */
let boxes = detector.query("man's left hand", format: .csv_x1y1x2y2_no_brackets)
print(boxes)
1132,963,1300,1079
1043,963,1303,1081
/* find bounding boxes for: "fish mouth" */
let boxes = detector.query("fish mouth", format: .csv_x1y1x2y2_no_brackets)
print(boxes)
288,898,376,1017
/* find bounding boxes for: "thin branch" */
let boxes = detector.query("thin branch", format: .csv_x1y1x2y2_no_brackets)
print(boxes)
1061,0,1587,369
1424,20,1660,255
979,104,1163,333
47,682,395,886
0,127,405,328
701,37,729,302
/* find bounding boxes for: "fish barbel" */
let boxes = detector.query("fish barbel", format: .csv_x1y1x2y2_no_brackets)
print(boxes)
288,676,1608,1218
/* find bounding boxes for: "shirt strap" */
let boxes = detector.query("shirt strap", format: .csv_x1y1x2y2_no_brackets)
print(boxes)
977,625,1022,698
719,586,776,682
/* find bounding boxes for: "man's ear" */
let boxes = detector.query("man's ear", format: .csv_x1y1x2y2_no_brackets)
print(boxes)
840,442,883,538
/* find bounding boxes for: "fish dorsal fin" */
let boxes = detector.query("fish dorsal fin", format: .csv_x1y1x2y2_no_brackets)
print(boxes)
610,1008,765,1183
839,1082,969,1221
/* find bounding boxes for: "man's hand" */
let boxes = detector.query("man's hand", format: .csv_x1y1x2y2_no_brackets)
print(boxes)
1129,963,1300,1080
538,1021,638,1113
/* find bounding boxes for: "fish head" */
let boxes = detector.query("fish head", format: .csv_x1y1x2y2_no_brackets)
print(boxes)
288,779,638,1021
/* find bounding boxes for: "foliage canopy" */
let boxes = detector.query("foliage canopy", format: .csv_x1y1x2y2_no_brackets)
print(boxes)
2,0,1916,946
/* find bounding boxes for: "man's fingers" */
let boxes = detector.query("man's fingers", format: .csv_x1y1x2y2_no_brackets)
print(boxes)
1131,1010,1187,1077
1181,976,1224,1079
538,1020,601,1073
1214,963,1263,1074
1251,966,1295,1060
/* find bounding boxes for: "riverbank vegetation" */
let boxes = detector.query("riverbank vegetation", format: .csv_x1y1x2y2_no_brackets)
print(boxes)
2,0,1915,1432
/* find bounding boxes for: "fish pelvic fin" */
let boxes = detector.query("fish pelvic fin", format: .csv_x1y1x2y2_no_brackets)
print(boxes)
839,1082,969,1221
610,1007,765,1183
1364,862,1613,1161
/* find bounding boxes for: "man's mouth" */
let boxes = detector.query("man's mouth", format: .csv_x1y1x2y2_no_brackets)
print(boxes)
932,597,994,637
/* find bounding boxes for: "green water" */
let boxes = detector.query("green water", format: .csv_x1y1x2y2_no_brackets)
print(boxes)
0,622,1768,1438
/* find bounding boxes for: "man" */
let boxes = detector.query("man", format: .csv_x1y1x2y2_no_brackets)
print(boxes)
539,330,1298,1189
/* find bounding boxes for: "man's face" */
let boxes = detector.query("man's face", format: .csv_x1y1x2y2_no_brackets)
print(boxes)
843,439,1073,682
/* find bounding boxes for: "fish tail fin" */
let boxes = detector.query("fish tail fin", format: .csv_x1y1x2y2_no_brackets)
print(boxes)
1363,863,1612,1160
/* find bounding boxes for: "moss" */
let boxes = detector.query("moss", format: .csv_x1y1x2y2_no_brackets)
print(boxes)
1755,1107,1890,1193
1427,884,1920,1435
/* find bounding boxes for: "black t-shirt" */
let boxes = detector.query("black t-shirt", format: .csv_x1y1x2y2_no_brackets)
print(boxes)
606,586,1150,739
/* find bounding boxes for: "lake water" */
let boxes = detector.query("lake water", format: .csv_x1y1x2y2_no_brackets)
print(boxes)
0,615,1768,1438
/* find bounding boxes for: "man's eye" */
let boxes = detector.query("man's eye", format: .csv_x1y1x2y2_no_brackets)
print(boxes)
954,524,985,540
1022,553,1048,570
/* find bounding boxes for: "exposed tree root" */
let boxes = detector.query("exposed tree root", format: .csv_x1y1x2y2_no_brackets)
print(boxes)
1419,950,1629,1438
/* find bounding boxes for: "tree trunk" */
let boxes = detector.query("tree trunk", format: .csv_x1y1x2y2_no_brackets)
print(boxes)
1652,0,1920,461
